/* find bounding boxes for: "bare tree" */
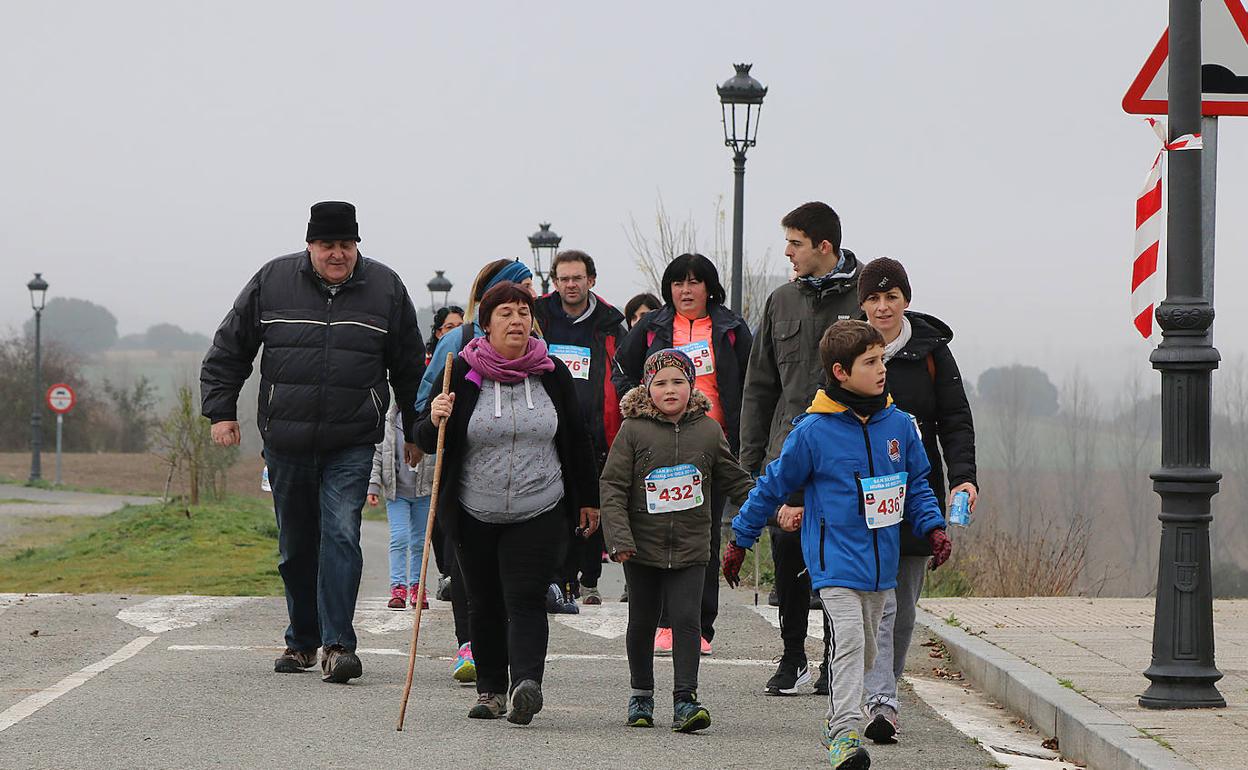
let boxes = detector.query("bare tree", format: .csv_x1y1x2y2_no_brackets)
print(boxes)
1213,354,1248,567
1110,369,1159,591
625,194,777,328
152,385,238,505
1057,369,1100,522
985,370,1039,525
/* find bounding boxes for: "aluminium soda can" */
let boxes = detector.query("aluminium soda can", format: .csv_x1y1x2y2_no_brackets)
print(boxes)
949,490,971,527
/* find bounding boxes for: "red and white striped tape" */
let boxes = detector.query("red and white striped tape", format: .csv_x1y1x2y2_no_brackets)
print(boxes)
1132,117,1202,341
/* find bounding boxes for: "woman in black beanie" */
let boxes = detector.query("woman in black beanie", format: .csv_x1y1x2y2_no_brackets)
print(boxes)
857,257,978,745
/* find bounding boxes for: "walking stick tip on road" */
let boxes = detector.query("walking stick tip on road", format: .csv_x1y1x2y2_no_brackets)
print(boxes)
397,351,455,731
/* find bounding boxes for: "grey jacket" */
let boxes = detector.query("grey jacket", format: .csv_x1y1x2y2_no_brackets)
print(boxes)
739,256,861,472
368,403,434,500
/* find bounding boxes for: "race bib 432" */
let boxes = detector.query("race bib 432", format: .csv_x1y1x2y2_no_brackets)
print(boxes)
644,464,704,513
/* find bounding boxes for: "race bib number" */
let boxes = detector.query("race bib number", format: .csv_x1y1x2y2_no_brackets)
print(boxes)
644,464,704,513
676,340,715,377
549,344,592,380
861,472,907,530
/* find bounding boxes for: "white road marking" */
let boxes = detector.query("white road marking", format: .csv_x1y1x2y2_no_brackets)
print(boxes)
0,636,157,734
116,596,258,633
163,646,774,667
167,645,409,656
551,603,630,639
749,605,827,640
907,675,1081,769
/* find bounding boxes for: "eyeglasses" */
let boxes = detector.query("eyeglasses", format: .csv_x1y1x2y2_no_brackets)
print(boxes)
554,275,588,284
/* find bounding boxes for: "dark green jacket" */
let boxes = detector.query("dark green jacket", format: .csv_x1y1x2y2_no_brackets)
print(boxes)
600,387,755,569
739,252,861,472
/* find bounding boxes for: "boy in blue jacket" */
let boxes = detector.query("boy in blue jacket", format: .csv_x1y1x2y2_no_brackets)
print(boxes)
724,320,952,770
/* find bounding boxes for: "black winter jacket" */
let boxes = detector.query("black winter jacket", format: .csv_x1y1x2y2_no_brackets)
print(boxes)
533,292,628,470
611,303,753,454
886,311,977,555
200,252,426,453
414,355,600,542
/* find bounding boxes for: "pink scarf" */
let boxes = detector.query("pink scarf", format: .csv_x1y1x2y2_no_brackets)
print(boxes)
461,336,555,384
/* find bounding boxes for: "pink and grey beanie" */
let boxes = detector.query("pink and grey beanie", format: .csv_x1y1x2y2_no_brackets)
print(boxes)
642,348,697,389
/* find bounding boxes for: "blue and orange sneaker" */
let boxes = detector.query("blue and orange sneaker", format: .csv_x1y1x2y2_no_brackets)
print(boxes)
823,725,870,769
452,642,476,684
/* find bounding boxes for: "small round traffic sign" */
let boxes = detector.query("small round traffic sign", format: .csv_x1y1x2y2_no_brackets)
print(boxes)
46,383,76,414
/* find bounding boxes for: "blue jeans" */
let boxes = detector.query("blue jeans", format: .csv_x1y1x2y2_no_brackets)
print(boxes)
387,495,430,587
265,443,372,653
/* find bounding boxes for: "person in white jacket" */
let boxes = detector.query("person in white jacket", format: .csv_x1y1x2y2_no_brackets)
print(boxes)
368,403,434,610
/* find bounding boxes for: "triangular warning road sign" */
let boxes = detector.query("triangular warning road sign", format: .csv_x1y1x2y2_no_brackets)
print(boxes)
1123,0,1248,116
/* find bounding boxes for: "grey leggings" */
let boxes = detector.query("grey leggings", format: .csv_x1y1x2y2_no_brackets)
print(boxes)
624,562,703,701
864,555,929,712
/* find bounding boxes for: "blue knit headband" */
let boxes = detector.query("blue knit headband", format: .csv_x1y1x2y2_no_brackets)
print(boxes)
485,260,533,293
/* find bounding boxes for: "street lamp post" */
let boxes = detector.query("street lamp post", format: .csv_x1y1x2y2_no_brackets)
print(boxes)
1140,0,1225,710
27,273,49,483
717,63,767,314
528,223,561,295
427,270,453,311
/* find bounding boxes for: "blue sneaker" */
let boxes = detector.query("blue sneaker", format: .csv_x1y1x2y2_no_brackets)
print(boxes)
627,695,654,727
672,697,711,733
452,642,476,683
825,727,870,769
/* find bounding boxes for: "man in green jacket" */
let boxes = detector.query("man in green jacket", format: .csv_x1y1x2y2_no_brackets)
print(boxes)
739,201,861,696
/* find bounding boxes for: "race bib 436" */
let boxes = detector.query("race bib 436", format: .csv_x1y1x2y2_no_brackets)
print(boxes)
861,471,907,530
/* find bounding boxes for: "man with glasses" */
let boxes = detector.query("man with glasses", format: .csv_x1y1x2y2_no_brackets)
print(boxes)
534,250,628,605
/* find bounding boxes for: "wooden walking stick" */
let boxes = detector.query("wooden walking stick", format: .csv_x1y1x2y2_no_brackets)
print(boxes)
397,352,454,731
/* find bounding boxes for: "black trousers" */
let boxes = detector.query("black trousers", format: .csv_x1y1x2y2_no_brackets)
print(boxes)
659,488,726,641
771,524,829,660
624,562,703,701
456,504,566,694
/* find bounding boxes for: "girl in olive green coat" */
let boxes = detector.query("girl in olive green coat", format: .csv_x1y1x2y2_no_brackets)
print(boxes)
600,349,755,733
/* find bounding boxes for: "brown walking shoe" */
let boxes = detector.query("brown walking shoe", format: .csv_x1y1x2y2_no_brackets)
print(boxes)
320,645,363,683
274,647,317,673
467,692,508,719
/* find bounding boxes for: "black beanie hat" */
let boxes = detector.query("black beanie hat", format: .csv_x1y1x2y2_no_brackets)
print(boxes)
306,201,361,243
857,257,911,305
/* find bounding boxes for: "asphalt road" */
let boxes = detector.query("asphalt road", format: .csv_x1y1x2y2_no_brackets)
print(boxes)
1,512,1000,769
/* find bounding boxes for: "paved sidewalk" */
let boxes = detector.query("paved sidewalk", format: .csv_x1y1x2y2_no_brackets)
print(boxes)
0,483,158,518
918,597,1248,770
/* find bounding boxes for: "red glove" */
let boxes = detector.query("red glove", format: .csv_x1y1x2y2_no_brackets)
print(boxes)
722,541,748,588
928,528,952,570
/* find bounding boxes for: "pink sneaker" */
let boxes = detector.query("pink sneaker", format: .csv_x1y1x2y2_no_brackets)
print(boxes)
700,636,713,656
388,584,407,610
410,583,428,610
654,627,673,655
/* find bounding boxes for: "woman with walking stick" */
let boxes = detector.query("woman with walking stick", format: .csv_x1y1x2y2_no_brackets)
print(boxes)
417,281,600,726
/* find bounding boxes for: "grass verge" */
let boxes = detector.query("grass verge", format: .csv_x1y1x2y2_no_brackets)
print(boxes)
0,495,282,595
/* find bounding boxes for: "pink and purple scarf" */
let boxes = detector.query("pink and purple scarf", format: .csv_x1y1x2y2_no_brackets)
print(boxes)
461,336,555,384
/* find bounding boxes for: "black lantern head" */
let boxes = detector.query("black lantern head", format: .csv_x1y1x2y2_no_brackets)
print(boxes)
427,270,453,309
27,272,48,312
528,223,562,288
717,63,768,155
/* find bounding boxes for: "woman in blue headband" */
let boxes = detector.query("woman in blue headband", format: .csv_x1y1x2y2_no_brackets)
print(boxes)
413,257,535,685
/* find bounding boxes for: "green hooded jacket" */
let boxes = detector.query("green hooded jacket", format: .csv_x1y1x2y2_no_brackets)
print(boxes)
600,385,756,569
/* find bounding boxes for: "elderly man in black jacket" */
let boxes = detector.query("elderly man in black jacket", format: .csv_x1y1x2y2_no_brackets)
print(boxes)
201,201,426,683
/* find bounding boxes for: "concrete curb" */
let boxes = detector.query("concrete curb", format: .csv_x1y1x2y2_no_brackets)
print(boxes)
914,607,1197,770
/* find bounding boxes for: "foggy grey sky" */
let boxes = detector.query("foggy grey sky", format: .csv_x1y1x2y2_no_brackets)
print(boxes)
3,1,1246,390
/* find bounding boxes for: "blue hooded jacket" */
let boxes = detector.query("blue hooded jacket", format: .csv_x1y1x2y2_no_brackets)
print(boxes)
732,390,945,592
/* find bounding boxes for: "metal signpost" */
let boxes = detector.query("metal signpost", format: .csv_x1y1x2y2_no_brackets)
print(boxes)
1122,0,1248,709
46,383,75,487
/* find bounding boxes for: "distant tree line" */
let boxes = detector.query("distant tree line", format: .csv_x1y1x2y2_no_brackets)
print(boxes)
23,297,210,356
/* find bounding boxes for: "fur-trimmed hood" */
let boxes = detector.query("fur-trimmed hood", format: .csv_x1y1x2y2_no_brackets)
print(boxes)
618,385,714,422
